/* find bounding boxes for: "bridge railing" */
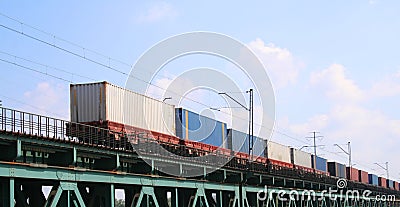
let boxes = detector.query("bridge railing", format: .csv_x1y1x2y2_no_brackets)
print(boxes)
0,107,124,146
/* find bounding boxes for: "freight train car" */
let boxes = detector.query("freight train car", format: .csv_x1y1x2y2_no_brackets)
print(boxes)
311,155,327,172
328,162,346,178
268,141,291,164
379,177,387,188
175,108,227,148
387,179,395,190
369,174,379,186
359,170,369,184
70,81,176,136
227,129,266,157
346,167,359,182
290,148,312,168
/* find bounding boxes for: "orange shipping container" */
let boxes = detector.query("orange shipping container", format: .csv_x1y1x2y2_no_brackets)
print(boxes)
346,167,359,181
358,170,369,184
379,177,387,188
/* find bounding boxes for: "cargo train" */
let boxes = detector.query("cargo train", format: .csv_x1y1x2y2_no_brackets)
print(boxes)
69,81,398,190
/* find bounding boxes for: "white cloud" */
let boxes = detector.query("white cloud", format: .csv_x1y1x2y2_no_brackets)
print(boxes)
136,2,178,23
278,64,400,176
310,64,365,103
370,70,400,97
248,38,304,88
23,82,68,119
288,114,329,136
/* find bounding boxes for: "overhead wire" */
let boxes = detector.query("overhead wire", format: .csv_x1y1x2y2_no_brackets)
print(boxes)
0,50,96,82
0,58,72,83
0,13,389,174
0,93,68,119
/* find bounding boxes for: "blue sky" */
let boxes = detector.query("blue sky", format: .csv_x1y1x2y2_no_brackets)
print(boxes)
1,1,400,181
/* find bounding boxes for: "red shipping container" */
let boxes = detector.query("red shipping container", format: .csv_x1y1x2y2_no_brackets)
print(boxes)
379,177,387,188
346,167,359,181
358,170,369,184
395,181,399,190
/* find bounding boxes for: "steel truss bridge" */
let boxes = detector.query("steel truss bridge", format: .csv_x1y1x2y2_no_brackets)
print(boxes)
0,107,398,207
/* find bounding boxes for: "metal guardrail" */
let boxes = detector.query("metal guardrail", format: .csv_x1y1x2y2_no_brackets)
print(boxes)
0,107,125,147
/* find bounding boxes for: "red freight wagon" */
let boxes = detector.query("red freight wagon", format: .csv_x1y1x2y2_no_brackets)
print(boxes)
358,170,369,184
379,177,387,188
346,167,359,181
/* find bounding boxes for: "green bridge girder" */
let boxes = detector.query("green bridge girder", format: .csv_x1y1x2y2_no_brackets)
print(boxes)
0,162,399,207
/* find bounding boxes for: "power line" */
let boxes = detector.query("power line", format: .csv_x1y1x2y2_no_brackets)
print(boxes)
0,24,128,76
0,12,174,83
0,12,131,68
0,94,67,119
0,50,96,82
0,58,72,83
0,13,392,174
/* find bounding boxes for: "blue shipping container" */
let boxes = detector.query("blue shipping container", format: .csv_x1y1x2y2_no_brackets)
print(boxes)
368,174,379,186
328,162,346,178
337,163,346,178
387,179,394,188
227,129,266,157
311,155,327,172
175,108,227,148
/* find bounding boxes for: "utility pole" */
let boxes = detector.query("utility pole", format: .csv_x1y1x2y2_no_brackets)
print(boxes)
306,132,323,159
218,89,254,164
248,89,254,161
334,141,351,178
386,162,389,179
374,162,389,179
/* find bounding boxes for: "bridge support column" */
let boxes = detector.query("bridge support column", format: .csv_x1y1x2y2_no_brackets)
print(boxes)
190,184,210,207
44,181,86,207
9,178,14,207
231,186,250,207
130,186,160,207
1,178,14,207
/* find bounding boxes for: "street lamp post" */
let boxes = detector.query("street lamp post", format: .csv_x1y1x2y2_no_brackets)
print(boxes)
218,89,254,163
334,142,351,178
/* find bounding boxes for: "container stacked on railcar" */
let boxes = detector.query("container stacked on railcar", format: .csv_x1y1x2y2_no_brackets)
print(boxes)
387,179,395,190
311,155,327,172
369,174,379,186
358,170,369,184
379,177,387,188
227,129,266,157
328,162,346,178
70,81,176,135
346,167,359,181
175,108,227,148
290,148,312,168
268,141,291,164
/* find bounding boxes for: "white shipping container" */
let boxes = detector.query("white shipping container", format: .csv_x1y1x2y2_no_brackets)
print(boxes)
70,81,176,135
291,148,312,168
267,141,291,163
